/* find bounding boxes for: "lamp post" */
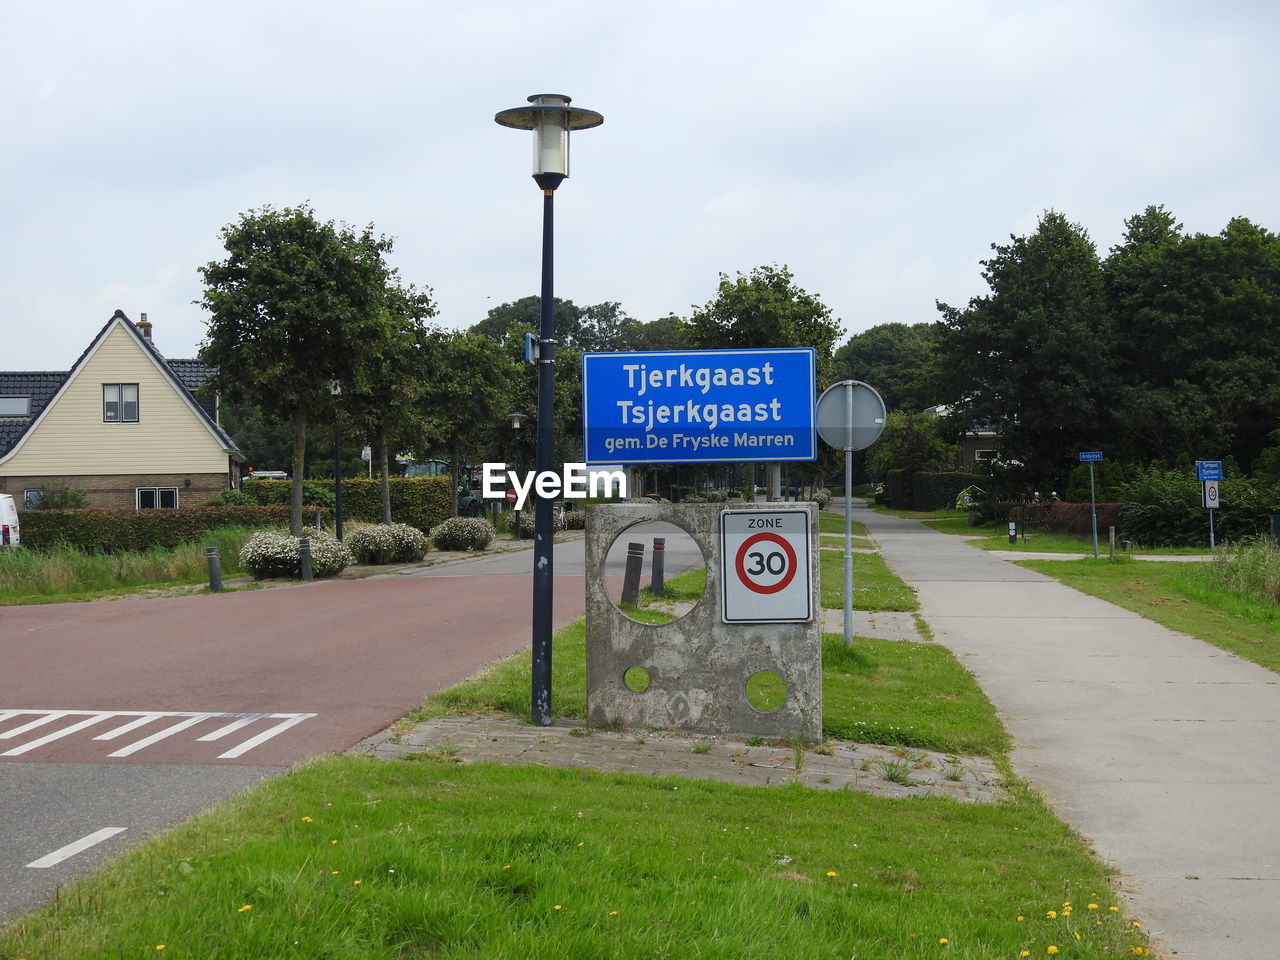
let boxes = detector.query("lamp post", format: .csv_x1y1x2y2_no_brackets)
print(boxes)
509,411,526,541
496,93,603,726
329,380,344,540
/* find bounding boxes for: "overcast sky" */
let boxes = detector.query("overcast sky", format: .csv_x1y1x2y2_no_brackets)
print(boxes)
2,1,1275,370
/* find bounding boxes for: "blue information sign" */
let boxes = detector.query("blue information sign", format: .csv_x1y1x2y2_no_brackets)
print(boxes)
1079,451,1103,462
581,348,817,464
1196,460,1223,482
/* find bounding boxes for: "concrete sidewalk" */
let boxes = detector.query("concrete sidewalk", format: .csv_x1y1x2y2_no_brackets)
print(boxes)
852,501,1280,960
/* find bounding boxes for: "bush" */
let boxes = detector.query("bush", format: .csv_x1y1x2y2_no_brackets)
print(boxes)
238,529,351,580
431,517,495,551
203,489,257,507
243,476,453,534
1116,469,1279,546
813,487,832,509
564,508,588,530
345,523,429,565
517,507,567,538
18,506,325,553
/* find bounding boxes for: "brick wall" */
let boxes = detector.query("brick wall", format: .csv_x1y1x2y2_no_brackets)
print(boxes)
0,473,230,510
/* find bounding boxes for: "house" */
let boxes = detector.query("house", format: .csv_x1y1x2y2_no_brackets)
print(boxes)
0,310,243,510
922,404,1003,470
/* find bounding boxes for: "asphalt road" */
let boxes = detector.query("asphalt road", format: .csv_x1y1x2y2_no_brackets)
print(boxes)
1,535,642,924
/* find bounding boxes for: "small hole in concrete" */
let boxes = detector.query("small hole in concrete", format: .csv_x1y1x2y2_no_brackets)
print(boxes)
745,670,787,713
623,666,650,693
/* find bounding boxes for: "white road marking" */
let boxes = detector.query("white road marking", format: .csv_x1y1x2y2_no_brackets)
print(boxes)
2,713,111,757
0,709,316,760
107,713,218,758
26,827,127,869
217,714,311,759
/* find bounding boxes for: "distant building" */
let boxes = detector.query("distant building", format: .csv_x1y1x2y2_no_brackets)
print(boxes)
0,311,243,510
922,404,1002,470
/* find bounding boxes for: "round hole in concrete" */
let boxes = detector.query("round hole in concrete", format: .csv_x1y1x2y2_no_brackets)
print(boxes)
622,666,650,693
745,670,787,713
602,519,708,625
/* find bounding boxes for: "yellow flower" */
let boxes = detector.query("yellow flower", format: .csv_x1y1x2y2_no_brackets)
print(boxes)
554,904,563,911
1017,915,1025,922
609,910,619,916
301,816,313,823
238,904,253,913
577,842,584,847
1131,950,1148,958
1074,932,1082,940
1020,953,1030,958
352,880,361,886
1047,949,1059,957
502,865,512,871
826,871,838,877
1046,911,1057,919
1087,903,1099,910
1109,905,1120,912
330,840,338,845
1131,921,1141,928
938,937,948,944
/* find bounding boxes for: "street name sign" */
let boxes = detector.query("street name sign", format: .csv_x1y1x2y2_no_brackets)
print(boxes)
1079,451,1103,462
1196,460,1223,482
720,509,812,623
581,348,817,464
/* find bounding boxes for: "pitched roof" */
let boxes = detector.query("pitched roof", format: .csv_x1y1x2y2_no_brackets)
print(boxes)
0,311,241,460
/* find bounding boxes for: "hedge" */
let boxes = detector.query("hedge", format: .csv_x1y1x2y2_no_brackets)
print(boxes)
910,472,989,511
242,476,453,533
1044,501,1125,537
18,505,325,553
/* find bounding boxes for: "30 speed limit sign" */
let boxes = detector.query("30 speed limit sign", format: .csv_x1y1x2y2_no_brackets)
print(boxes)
720,509,813,623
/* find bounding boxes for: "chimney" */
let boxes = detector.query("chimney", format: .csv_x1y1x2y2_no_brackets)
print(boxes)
136,312,153,341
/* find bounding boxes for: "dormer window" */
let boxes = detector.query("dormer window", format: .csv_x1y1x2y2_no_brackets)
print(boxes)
0,396,29,416
103,384,139,423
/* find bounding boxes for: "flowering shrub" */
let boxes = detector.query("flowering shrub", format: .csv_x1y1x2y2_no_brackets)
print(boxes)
345,523,429,565
430,517,495,552
517,507,567,538
239,529,351,579
813,487,832,508
563,508,587,530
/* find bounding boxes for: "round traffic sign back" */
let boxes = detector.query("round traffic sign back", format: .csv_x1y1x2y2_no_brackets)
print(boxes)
816,380,887,451
734,532,798,595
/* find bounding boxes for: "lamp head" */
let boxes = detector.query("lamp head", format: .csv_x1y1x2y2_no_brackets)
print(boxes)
495,94,603,191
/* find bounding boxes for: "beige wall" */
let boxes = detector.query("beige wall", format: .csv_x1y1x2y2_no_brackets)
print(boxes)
0,323,231,477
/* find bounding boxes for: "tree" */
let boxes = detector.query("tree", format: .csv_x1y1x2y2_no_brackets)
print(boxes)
936,211,1114,488
688,265,843,385
865,411,957,478
833,322,941,413
198,204,407,533
1105,208,1280,466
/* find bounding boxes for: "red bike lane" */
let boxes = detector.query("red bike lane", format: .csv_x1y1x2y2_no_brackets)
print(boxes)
0,574,587,767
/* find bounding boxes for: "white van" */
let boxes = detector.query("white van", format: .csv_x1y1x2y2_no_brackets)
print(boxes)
0,493,18,548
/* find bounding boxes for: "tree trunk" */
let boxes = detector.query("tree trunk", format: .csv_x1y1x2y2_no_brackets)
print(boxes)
290,406,308,535
378,426,392,524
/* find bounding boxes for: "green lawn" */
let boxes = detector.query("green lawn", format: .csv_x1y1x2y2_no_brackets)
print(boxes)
1020,556,1280,674
819,549,918,612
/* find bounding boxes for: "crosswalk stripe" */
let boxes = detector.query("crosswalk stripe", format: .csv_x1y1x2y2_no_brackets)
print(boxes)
107,714,218,758
2,714,112,757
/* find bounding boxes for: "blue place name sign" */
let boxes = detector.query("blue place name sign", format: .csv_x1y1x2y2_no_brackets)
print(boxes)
1196,460,1223,482
581,348,817,464
1078,451,1103,462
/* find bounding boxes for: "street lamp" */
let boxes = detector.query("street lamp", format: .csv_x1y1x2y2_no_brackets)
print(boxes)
496,93,603,726
509,411,526,541
329,380,344,541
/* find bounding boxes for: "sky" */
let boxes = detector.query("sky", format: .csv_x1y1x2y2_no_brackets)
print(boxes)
2,0,1276,370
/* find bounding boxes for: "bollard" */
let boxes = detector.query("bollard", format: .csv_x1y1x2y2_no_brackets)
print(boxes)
620,541,645,607
205,546,223,592
1108,525,1116,562
299,536,314,582
1008,521,1017,545
651,537,666,597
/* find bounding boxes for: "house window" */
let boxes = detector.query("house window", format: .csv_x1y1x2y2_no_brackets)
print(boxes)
137,487,178,509
24,489,42,508
0,397,30,416
974,449,997,462
103,384,139,423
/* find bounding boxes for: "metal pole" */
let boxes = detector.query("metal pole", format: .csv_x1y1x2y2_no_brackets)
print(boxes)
205,546,223,592
333,416,344,541
843,381,854,648
1209,508,1216,550
1089,461,1098,559
531,188,556,726
299,537,313,582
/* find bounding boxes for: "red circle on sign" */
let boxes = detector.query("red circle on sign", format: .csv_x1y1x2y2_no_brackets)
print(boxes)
735,532,799,595
506,489,518,504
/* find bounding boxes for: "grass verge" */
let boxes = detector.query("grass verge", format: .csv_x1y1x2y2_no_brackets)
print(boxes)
0,756,1149,960
819,549,918,612
1020,556,1280,674
0,527,258,605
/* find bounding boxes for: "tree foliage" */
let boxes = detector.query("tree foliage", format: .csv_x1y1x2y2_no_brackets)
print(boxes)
198,204,412,533
833,322,939,413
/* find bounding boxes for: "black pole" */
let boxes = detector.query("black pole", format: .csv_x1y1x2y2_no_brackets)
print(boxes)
333,415,344,541
531,188,556,726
